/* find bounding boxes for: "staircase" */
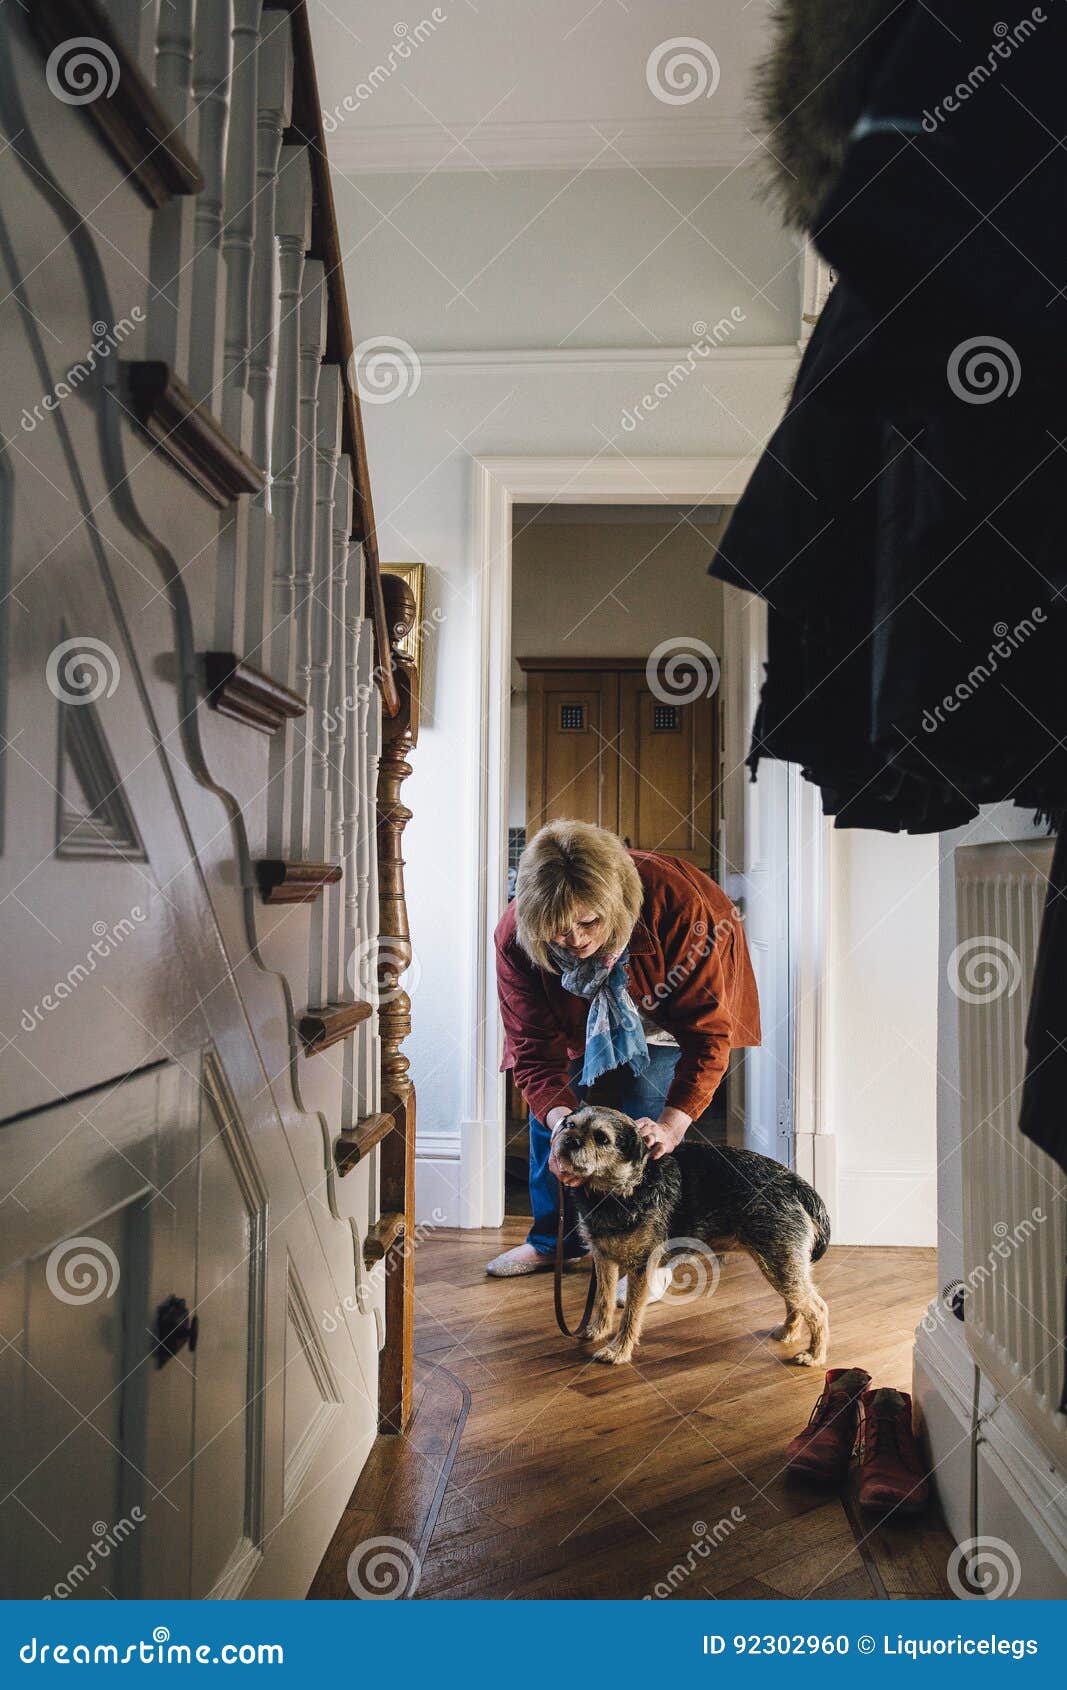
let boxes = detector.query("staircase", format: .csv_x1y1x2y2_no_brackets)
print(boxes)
0,0,416,1598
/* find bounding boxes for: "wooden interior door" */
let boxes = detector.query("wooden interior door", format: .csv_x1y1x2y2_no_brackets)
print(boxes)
521,659,719,872
512,658,724,1168
523,666,620,834
618,668,717,871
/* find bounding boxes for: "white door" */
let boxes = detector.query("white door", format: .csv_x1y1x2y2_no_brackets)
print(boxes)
720,589,793,1164
0,1070,197,1599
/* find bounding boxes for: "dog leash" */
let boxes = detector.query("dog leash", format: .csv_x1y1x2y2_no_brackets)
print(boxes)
553,1181,598,1338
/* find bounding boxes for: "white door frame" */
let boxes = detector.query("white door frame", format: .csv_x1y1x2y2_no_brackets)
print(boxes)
460,453,828,1226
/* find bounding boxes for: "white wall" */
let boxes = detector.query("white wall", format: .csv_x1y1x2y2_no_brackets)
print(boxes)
331,162,801,1219
510,517,726,826
824,828,941,1246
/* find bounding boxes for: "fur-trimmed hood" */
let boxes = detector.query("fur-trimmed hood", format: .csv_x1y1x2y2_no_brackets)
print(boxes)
755,0,909,231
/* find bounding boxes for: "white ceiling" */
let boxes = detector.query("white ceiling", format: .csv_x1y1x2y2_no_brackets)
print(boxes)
308,0,775,172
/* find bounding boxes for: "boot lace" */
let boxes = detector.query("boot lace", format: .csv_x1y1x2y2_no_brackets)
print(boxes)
865,1405,915,1466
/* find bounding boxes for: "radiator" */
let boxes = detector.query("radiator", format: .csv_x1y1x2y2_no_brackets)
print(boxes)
955,839,1067,1462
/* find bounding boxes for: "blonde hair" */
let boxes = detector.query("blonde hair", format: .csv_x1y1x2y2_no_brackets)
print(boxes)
514,820,643,970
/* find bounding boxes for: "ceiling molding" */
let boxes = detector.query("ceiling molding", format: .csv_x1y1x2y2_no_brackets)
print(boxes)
328,114,767,174
476,453,759,505
511,503,726,527
356,344,800,377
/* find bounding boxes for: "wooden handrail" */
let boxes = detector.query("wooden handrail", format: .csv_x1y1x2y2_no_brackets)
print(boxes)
280,0,399,719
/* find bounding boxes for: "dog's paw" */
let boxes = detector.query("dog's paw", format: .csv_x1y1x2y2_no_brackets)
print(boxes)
583,1323,613,1345
593,1340,633,1365
770,1321,800,1343
788,1349,822,1368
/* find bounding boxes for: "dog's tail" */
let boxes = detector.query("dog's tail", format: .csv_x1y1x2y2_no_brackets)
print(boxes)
797,1179,831,1263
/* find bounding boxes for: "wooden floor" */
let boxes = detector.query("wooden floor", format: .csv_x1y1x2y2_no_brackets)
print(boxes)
311,1220,958,1600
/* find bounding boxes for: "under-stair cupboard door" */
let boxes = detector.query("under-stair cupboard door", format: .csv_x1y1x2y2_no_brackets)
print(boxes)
0,1066,198,1600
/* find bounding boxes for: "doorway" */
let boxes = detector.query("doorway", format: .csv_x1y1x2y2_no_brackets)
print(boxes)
461,456,813,1230
505,509,728,1212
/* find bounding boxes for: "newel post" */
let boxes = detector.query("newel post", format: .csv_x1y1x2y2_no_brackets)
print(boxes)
376,573,419,1433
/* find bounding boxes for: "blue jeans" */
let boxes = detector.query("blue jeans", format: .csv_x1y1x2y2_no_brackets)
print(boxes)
526,1045,681,1256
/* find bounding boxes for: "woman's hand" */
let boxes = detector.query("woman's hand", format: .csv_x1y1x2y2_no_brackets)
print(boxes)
548,1146,585,1188
547,1105,585,1187
634,1109,691,1161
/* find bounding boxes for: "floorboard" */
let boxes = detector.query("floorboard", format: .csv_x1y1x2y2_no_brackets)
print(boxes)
311,1220,958,1600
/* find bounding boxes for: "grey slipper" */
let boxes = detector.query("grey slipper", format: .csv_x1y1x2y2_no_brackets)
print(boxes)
486,1244,555,1277
485,1244,586,1277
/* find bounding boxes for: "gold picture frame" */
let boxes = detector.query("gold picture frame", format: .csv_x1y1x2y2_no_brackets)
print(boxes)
382,562,425,671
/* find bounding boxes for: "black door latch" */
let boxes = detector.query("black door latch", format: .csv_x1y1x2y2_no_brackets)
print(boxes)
154,1295,199,1368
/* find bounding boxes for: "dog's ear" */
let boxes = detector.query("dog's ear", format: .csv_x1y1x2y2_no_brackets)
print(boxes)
615,1120,648,1166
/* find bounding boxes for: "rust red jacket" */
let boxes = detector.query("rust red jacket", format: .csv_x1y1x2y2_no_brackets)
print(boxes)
496,850,761,1124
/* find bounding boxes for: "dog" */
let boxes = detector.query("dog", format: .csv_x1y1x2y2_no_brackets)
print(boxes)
555,1104,831,1367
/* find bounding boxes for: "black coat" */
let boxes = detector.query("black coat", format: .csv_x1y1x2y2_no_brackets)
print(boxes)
714,0,1067,831
716,0,1067,1180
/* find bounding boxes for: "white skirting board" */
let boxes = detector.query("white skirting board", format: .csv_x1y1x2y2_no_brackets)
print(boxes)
837,1169,937,1247
415,1138,463,1227
913,1306,1067,1597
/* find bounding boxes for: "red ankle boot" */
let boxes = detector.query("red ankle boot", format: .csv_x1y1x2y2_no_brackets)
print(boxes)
784,1367,871,1482
856,1387,930,1514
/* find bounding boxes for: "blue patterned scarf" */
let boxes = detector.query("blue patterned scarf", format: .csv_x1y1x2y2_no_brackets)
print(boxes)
549,944,649,1088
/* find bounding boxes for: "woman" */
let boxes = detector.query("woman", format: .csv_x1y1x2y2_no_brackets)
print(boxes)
488,819,761,1278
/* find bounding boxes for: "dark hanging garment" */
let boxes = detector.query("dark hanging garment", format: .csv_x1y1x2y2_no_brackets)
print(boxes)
713,0,1067,829
715,0,1067,1371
